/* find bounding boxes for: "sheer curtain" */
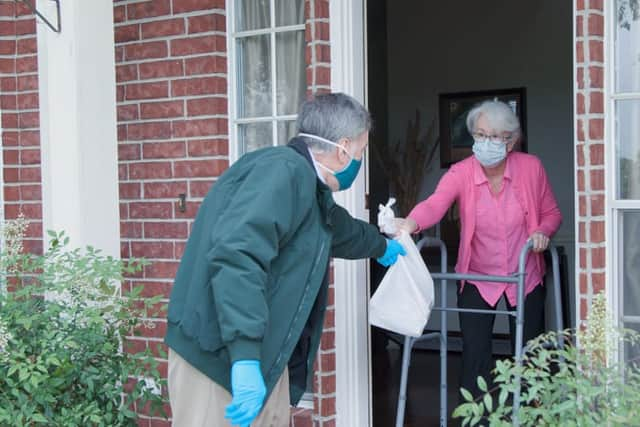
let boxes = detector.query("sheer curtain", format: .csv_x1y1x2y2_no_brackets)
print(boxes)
617,3,640,361
236,0,305,152
275,0,305,115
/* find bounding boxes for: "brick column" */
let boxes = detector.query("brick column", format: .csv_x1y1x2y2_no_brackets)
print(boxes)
0,1,43,254
306,0,331,96
307,2,336,426
575,0,606,322
114,0,228,425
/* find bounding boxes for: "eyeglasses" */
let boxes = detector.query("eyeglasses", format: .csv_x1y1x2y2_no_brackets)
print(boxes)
472,131,514,143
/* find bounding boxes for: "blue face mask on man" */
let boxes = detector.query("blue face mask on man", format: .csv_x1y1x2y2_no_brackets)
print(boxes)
299,133,362,190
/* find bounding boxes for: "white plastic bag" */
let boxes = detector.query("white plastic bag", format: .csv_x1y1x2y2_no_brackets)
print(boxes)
369,231,435,337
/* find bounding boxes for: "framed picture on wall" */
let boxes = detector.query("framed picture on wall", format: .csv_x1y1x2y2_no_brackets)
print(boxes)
438,87,527,167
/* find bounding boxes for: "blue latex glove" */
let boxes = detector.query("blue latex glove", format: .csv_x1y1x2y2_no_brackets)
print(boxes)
224,360,267,427
376,239,406,267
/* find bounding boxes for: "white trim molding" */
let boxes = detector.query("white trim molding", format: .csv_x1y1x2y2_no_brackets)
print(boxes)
37,0,120,257
329,1,370,426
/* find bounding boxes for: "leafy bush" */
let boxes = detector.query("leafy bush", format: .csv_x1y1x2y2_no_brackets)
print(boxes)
453,294,640,426
0,218,168,426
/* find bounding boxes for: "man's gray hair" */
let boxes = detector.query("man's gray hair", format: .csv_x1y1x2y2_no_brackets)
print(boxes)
297,93,372,153
466,99,522,142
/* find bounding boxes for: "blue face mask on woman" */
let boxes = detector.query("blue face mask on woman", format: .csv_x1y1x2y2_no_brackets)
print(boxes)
472,138,507,167
299,133,362,190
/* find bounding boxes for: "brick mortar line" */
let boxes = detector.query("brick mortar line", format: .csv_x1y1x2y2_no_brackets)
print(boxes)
313,392,336,398
119,118,229,125
121,133,230,141
307,40,330,47
0,72,38,77
116,52,228,61
117,114,229,122
0,16,35,22
0,125,39,130
117,95,227,104
118,100,227,106
118,93,229,102
0,108,40,114
115,30,227,46
1,38,36,46
117,77,228,85
116,52,228,68
576,87,605,95
578,60,604,66
118,55,228,69
116,53,228,66
578,113,605,121
0,85,39,91
0,198,40,204
114,9,227,26
0,53,36,58
117,73,229,82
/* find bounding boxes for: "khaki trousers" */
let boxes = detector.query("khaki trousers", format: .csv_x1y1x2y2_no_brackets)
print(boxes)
168,349,290,427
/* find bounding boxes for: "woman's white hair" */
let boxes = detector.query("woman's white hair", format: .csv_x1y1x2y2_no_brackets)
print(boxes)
466,99,522,142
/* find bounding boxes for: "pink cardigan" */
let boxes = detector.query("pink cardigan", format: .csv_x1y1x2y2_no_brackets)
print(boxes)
408,152,562,276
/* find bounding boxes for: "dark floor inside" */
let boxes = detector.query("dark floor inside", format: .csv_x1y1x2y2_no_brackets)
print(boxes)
371,332,505,427
372,343,460,427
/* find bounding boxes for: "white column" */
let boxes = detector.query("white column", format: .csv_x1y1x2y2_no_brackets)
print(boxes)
329,1,370,426
37,0,120,257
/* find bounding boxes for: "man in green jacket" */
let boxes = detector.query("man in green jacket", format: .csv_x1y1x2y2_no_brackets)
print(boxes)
165,93,405,427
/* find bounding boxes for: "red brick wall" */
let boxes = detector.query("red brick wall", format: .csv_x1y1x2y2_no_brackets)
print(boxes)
0,1,43,254
115,0,333,425
575,0,605,321
113,0,228,424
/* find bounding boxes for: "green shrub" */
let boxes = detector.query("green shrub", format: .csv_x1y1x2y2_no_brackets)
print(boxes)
453,294,640,426
0,218,168,426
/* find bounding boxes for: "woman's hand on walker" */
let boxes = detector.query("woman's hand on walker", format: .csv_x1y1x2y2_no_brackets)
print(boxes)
529,231,550,252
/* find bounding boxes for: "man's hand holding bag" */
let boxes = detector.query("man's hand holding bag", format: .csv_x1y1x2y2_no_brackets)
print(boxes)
369,231,435,337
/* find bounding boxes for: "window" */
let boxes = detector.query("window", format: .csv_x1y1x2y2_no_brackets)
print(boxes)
612,0,640,364
229,0,307,157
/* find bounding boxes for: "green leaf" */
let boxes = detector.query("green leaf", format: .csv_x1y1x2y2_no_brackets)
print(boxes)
31,413,48,423
499,389,508,406
460,387,474,402
477,376,488,392
483,393,493,413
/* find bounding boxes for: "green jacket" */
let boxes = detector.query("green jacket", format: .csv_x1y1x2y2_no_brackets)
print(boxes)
165,138,387,404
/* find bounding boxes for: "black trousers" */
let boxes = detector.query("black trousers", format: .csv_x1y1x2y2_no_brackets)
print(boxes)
457,283,546,400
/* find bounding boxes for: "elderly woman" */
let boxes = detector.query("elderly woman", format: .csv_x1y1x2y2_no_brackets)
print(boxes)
397,100,562,399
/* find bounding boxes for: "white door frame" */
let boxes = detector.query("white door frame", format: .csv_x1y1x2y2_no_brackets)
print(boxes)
329,1,371,426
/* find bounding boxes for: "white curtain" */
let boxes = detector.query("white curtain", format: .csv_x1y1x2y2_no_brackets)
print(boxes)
618,6,640,362
236,0,306,151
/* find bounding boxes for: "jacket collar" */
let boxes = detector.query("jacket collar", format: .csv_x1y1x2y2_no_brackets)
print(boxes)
287,137,335,226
